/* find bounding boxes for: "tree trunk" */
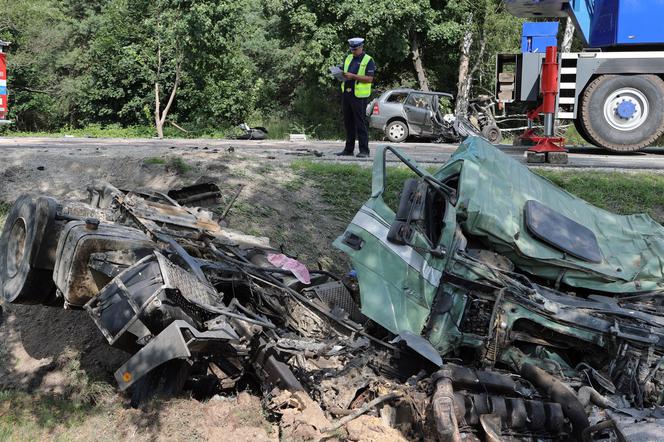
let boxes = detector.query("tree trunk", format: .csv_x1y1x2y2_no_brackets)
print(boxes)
153,38,181,139
410,31,429,92
155,82,164,139
154,38,163,138
455,12,474,116
467,29,487,96
561,17,575,53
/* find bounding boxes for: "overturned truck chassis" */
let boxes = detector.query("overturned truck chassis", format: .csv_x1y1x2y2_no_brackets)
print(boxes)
2,144,664,440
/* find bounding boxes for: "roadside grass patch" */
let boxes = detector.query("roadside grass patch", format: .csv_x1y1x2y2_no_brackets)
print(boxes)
291,161,418,221
144,156,192,174
143,157,166,165
167,157,192,175
0,124,229,139
537,170,664,223
0,390,104,440
293,161,664,225
284,176,306,192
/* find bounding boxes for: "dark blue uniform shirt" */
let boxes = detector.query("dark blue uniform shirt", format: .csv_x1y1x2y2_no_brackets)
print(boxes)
343,53,376,94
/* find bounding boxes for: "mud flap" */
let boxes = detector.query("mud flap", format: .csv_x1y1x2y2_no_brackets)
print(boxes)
114,319,238,391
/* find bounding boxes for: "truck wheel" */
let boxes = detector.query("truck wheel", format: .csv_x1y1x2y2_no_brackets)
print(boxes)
580,75,664,152
573,117,591,146
481,124,502,144
385,120,408,143
0,195,59,304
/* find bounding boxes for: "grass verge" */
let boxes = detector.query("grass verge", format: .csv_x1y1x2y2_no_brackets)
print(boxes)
142,156,192,174
0,390,106,441
537,170,664,223
167,157,192,175
292,161,664,224
291,160,418,221
143,157,166,165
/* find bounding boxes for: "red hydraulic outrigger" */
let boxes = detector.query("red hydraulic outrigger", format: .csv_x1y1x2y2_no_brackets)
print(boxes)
517,46,567,155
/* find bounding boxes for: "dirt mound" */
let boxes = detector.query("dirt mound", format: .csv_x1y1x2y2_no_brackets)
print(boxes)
0,302,128,395
110,393,277,441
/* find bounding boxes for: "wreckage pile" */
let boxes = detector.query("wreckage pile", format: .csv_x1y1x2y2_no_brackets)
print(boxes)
2,137,664,440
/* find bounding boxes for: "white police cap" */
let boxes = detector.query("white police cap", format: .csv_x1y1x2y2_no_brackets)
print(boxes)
348,38,365,49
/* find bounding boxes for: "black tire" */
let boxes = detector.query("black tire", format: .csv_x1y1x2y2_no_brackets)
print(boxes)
385,120,409,143
580,74,664,152
0,195,59,304
481,124,502,144
573,117,591,146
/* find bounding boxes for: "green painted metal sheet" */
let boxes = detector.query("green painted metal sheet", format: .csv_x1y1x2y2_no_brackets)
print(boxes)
437,137,664,294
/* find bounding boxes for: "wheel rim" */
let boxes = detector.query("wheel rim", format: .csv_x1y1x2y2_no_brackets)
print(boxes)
389,123,405,140
7,218,27,278
603,87,650,131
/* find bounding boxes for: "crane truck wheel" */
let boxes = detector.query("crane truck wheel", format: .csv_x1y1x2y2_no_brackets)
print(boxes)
573,117,591,145
579,74,664,152
0,195,60,305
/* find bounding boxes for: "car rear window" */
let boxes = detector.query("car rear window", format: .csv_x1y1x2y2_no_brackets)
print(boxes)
386,92,408,103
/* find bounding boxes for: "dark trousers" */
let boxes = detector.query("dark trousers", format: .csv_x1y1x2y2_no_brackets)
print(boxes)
342,93,369,154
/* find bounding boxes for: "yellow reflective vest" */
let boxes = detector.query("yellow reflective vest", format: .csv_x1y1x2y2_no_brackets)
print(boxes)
342,54,373,98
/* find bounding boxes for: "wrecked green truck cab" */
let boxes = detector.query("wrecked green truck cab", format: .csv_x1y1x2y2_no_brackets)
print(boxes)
335,137,664,408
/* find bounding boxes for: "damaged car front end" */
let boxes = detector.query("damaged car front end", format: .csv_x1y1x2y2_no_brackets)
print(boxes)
2,137,664,440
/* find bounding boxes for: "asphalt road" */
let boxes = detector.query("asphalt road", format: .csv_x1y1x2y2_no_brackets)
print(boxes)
2,136,664,170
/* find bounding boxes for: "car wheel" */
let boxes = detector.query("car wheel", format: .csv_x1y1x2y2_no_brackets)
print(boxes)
0,195,60,305
385,120,409,143
481,124,502,144
580,74,664,152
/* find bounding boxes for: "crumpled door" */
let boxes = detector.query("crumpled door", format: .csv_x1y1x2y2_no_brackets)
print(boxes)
333,147,447,336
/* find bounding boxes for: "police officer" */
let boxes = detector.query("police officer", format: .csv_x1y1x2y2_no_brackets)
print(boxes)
336,38,375,158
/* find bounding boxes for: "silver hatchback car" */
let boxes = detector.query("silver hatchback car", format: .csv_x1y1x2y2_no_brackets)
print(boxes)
367,89,455,142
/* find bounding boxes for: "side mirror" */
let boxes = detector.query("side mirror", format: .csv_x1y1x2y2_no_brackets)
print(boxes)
388,178,427,246
395,178,427,221
387,220,414,245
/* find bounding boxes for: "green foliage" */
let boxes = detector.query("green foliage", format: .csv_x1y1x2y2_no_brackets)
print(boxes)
1,0,256,133
142,155,192,174
167,157,192,174
0,0,523,135
143,157,166,165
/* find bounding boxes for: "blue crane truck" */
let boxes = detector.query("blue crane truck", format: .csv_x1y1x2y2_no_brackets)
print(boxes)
498,0,664,151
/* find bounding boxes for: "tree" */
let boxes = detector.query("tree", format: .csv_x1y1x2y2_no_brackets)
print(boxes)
0,0,87,130
261,0,468,135
151,2,183,138
82,0,255,134
454,1,521,115
0,0,523,135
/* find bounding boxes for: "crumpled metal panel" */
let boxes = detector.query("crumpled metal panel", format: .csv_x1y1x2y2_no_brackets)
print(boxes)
436,137,664,294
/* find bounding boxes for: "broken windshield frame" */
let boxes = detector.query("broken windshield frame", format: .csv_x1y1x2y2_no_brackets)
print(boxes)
371,145,456,201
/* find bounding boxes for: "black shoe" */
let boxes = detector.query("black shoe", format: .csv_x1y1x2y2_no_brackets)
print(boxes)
356,152,369,158
335,151,354,156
